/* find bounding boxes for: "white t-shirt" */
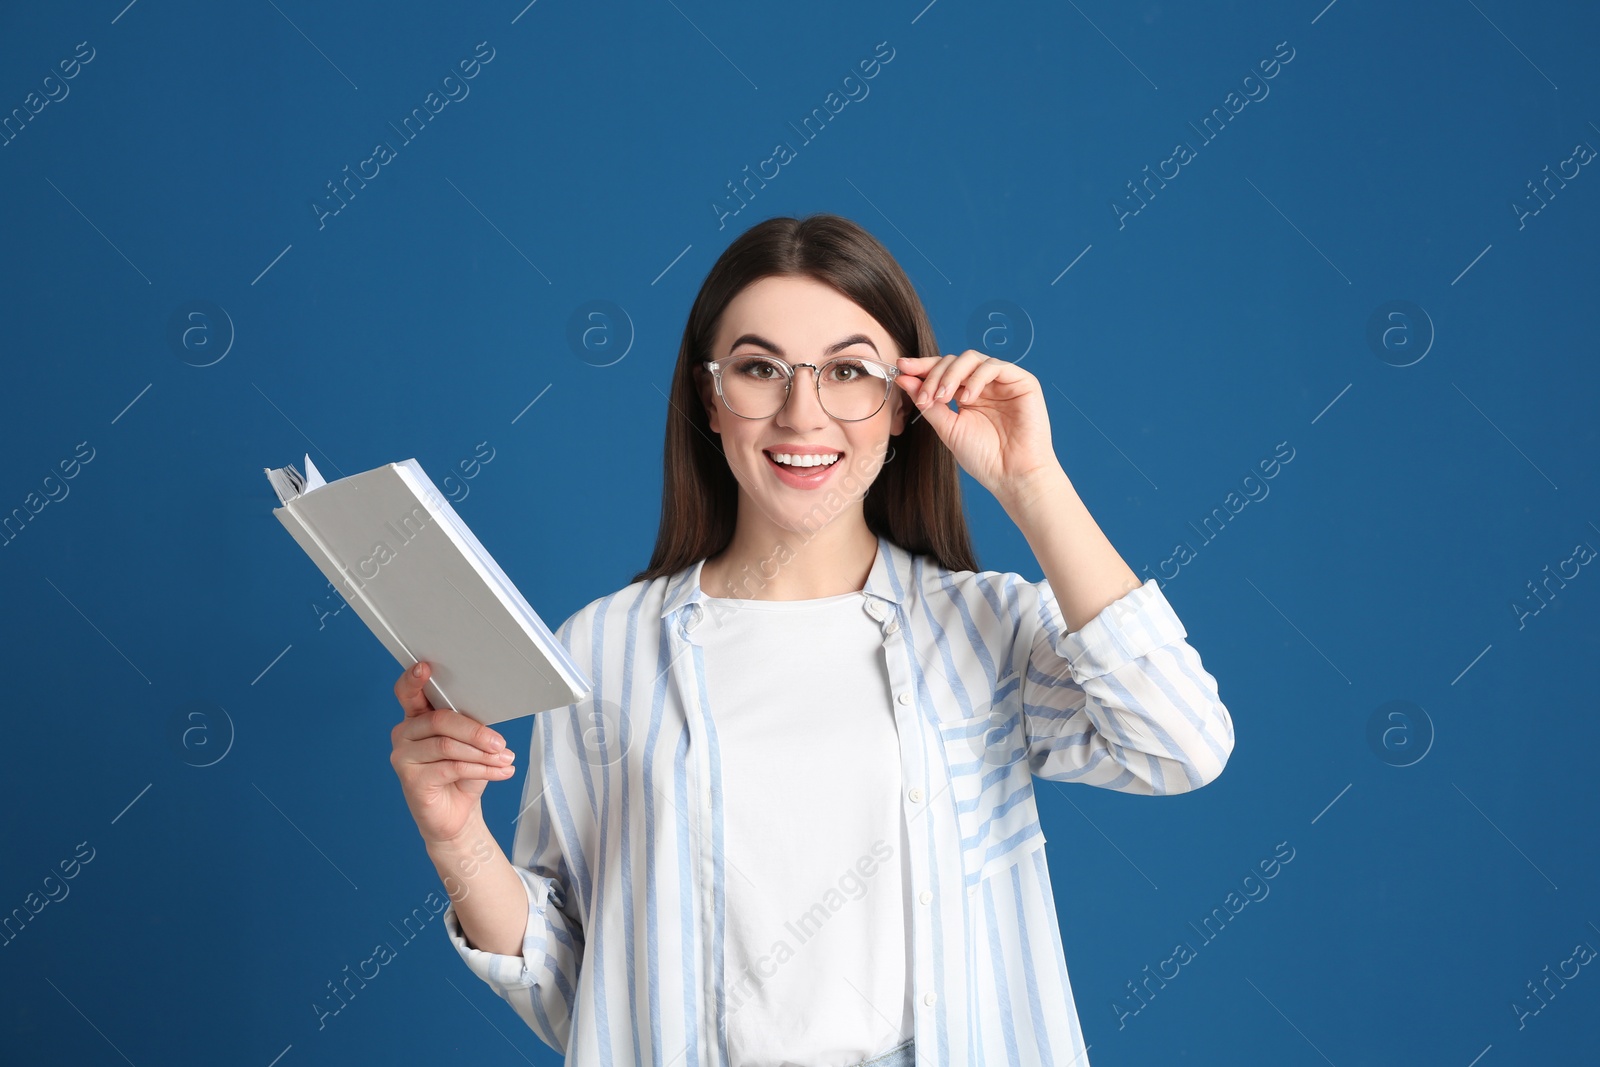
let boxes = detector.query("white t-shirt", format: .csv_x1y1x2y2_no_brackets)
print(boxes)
696,589,914,1066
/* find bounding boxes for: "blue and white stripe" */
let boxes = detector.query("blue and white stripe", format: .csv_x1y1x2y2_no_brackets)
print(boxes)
444,533,1234,1065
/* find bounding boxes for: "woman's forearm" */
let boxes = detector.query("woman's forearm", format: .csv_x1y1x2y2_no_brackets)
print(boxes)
1001,463,1142,633
426,810,531,956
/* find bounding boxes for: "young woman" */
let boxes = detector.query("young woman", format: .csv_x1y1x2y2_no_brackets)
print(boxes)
389,214,1234,1067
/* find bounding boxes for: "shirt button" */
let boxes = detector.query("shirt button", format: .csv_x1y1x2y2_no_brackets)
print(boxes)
907,787,923,803
919,890,932,905
923,992,937,1007
897,692,912,705
885,618,899,634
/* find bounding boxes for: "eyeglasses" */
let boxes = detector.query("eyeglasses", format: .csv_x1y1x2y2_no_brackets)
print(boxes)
702,354,901,422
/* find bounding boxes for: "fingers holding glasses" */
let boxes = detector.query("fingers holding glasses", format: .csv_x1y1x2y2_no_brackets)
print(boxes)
948,355,1007,405
899,352,992,407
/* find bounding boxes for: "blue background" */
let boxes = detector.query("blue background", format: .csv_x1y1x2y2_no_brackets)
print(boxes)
2,0,1597,1064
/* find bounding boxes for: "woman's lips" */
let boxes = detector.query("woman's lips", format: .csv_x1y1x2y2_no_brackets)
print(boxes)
764,450,842,488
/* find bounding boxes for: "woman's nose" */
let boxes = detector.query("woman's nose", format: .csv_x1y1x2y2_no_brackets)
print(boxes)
778,365,830,424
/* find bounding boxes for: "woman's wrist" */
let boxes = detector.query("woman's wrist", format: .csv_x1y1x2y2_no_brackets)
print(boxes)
426,814,510,908
995,460,1071,520
424,810,492,865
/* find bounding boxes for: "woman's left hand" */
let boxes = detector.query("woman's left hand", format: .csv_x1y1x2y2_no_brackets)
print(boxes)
895,350,1064,504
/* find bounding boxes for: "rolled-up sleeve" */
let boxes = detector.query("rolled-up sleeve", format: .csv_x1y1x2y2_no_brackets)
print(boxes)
1022,577,1234,794
441,859,582,998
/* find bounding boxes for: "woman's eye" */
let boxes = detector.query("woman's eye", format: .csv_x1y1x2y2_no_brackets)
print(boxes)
735,358,776,377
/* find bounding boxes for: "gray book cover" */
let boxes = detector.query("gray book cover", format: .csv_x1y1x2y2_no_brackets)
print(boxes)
264,454,590,725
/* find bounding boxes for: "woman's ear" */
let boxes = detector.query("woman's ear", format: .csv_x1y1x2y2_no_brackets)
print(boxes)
888,379,908,436
695,366,722,434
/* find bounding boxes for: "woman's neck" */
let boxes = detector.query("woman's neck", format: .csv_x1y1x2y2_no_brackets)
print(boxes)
700,516,879,601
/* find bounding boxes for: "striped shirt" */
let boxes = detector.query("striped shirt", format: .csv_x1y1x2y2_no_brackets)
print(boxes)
443,533,1235,1065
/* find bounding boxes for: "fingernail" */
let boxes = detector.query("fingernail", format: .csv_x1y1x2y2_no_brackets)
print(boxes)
412,663,424,677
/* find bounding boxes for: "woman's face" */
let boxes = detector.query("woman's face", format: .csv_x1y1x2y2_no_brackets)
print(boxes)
697,274,909,532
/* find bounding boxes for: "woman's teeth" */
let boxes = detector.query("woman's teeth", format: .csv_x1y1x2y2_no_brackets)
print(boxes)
768,452,840,468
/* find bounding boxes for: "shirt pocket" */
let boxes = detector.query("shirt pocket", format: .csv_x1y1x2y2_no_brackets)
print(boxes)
933,691,1047,893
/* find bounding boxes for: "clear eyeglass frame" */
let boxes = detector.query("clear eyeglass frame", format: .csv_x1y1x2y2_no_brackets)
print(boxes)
701,354,902,422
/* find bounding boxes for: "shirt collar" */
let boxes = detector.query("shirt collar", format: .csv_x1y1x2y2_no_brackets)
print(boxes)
660,532,912,621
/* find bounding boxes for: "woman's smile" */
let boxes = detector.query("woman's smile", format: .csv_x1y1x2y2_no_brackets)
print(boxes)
763,446,844,488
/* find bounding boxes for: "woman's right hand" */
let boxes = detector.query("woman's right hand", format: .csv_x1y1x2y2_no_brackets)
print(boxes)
390,661,516,846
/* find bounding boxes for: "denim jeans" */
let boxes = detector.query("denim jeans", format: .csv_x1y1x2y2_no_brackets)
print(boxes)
843,1037,914,1067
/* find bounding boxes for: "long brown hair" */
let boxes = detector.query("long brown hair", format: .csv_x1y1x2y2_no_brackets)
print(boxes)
629,213,978,585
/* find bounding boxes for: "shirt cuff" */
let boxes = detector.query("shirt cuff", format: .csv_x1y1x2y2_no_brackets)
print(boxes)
440,865,551,991
1045,577,1188,683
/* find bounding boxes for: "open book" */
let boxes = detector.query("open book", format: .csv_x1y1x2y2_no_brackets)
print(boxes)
264,454,590,725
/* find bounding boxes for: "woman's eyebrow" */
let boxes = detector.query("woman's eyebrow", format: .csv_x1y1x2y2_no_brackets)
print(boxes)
728,332,879,357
